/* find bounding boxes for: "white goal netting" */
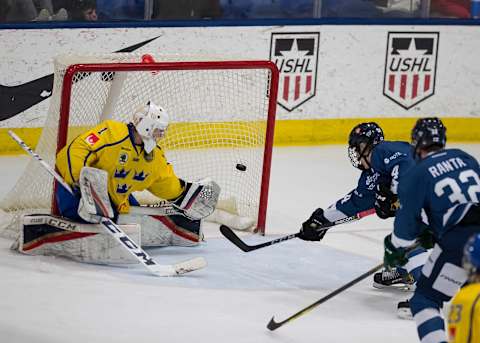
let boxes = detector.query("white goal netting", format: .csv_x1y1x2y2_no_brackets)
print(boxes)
0,53,278,239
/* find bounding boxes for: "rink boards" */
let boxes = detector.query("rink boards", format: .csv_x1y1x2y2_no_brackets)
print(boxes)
1,24,479,153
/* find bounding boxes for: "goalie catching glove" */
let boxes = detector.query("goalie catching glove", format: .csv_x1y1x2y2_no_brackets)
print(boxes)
298,208,331,241
173,178,220,220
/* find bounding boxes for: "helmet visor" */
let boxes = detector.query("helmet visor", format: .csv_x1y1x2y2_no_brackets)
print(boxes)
348,146,362,169
348,143,370,170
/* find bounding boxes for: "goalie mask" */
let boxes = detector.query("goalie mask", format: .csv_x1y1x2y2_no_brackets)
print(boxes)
132,101,169,154
348,122,384,170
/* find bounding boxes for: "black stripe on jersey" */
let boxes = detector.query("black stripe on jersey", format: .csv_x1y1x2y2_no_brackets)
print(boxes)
127,123,145,155
127,123,137,147
467,292,480,343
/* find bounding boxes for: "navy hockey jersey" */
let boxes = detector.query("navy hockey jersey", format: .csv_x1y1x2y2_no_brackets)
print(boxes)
393,148,480,247
327,141,415,219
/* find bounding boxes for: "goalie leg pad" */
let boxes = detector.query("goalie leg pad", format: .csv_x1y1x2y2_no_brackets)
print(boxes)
118,213,201,247
78,167,114,223
17,214,141,265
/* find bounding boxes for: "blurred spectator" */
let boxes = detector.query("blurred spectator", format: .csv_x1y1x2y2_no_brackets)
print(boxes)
220,0,312,19
5,0,38,21
35,7,68,20
245,0,284,18
371,0,420,18
153,0,222,19
34,0,68,21
36,0,54,13
321,0,383,17
220,0,410,19
220,0,252,19
0,1,12,21
52,0,70,12
2,0,66,22
278,0,313,18
431,0,470,18
69,0,97,20
96,0,144,20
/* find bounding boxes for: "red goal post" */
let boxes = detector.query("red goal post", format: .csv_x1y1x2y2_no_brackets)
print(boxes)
0,54,279,237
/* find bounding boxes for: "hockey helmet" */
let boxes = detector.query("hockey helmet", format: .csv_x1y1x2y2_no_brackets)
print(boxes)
132,101,169,154
411,117,446,159
348,122,384,170
463,233,480,278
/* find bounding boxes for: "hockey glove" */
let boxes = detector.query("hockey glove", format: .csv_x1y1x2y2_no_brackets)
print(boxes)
374,183,399,219
298,208,330,241
417,227,435,250
173,178,220,220
383,234,408,268
460,203,480,225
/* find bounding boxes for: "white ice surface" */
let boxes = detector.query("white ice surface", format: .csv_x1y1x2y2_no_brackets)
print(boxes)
1,144,479,343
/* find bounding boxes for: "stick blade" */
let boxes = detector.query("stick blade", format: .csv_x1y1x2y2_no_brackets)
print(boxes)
266,316,282,331
150,257,207,277
219,225,252,252
174,256,207,275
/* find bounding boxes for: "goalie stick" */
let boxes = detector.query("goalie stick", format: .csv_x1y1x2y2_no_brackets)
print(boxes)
8,130,207,277
220,208,375,252
267,262,384,331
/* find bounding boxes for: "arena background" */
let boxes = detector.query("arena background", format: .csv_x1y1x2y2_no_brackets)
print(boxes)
0,19,479,154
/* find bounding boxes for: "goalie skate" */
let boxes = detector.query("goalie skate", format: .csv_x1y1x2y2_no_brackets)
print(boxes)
373,268,415,291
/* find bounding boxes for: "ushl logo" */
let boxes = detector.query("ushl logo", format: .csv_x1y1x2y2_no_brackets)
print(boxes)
383,32,439,109
270,32,319,112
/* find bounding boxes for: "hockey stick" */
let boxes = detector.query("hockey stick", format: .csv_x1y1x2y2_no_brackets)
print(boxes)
220,208,375,252
267,239,421,331
267,262,384,331
8,130,207,277
131,202,184,217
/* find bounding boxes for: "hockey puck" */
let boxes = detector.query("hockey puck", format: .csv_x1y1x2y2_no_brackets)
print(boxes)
236,163,247,171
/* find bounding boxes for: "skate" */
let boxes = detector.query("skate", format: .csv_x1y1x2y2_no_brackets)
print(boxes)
373,268,415,290
397,299,413,320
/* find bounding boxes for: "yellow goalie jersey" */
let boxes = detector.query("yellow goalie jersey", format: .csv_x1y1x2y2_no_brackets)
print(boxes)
448,283,480,343
56,120,184,214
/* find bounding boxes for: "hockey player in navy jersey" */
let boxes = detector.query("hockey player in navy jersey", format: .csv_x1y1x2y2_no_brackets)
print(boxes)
383,117,480,342
299,122,428,291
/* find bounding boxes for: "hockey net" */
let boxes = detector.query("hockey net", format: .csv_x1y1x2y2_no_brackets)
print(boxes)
0,53,279,239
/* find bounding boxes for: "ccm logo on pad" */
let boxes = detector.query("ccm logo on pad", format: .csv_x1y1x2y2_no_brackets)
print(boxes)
85,133,100,146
